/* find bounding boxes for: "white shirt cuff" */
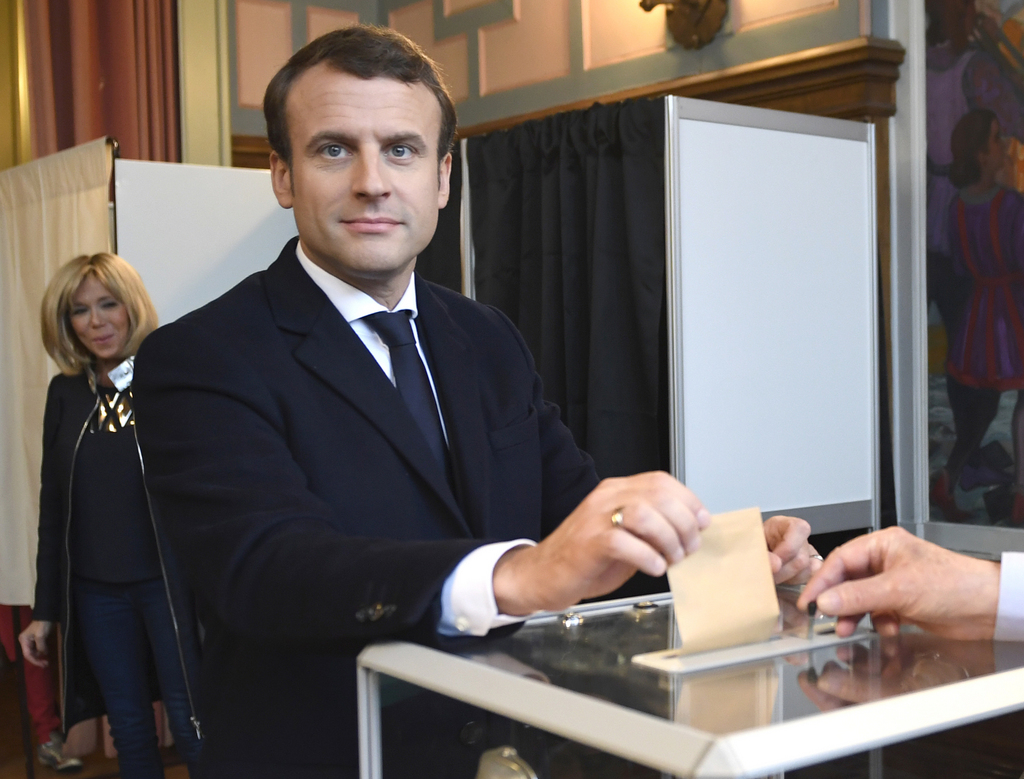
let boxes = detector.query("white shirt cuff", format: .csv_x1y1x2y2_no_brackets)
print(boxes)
994,551,1024,641
437,540,536,637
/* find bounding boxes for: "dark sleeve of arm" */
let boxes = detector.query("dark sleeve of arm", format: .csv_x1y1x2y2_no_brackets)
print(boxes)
133,322,483,647
33,380,65,621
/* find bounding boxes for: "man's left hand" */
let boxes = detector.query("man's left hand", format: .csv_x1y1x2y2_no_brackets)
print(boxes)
763,515,820,585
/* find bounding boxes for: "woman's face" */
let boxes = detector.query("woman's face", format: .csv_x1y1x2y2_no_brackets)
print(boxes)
69,275,130,364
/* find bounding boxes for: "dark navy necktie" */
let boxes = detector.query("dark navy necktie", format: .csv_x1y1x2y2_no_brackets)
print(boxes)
364,311,450,472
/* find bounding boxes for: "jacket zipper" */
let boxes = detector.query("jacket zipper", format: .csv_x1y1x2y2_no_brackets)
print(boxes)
60,390,203,741
60,396,98,734
132,413,204,740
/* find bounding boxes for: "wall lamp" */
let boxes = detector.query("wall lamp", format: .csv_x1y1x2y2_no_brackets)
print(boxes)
639,0,728,50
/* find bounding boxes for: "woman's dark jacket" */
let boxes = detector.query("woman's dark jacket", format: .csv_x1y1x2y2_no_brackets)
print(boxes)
32,371,202,733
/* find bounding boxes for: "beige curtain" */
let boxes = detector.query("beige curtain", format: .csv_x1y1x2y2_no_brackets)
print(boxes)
0,137,112,607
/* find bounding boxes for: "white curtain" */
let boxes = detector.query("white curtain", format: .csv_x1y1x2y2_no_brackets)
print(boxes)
0,137,112,606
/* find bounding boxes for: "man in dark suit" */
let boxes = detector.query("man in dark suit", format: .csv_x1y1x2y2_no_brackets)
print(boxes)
133,25,819,778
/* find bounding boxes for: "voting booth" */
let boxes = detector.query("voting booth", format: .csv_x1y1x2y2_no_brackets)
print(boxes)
663,98,878,536
114,158,298,324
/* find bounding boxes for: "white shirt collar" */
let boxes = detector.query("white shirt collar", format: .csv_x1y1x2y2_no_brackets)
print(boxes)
294,240,419,323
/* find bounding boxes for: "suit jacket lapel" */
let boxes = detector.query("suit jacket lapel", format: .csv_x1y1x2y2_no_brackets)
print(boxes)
264,247,470,536
416,278,490,539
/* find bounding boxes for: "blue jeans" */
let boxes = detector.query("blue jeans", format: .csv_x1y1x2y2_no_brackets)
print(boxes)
73,576,201,779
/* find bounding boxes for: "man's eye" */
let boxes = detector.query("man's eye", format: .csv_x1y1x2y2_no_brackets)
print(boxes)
391,145,411,158
323,144,344,158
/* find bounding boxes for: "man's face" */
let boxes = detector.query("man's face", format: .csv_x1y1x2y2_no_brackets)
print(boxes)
270,65,452,303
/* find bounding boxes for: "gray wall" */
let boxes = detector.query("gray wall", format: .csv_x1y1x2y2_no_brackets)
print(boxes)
228,0,887,138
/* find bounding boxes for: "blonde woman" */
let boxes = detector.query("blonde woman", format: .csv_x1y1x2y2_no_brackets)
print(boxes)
19,254,201,778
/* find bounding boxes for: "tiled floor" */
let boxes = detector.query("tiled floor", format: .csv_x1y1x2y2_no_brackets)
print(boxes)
0,659,188,779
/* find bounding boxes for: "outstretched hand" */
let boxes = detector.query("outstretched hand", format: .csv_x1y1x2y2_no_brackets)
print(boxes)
493,471,710,616
763,515,820,585
797,527,1001,640
492,474,824,617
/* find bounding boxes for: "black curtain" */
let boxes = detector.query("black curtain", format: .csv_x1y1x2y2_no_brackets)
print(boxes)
468,99,668,480
467,98,898,552
416,150,463,293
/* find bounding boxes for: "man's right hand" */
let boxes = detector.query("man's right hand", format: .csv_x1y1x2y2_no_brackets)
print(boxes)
19,620,54,668
798,527,1001,640
492,471,711,616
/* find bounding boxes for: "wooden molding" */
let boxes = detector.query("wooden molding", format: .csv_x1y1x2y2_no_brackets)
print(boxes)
458,36,904,137
232,133,271,169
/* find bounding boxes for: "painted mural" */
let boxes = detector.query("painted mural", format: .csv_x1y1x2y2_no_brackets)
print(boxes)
927,0,1024,526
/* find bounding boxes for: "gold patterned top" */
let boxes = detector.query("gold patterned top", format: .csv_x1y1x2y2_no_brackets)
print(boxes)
92,389,134,433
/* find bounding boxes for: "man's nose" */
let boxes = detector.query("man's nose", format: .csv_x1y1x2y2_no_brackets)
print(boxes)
353,153,388,197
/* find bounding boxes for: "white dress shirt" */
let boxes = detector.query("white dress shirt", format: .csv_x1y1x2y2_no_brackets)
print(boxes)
996,551,1024,641
295,243,533,636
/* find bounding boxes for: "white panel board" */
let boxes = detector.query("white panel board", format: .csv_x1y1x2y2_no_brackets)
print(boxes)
667,98,876,530
114,159,297,323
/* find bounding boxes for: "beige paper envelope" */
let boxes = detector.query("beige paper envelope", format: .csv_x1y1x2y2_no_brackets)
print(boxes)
675,665,779,734
667,507,780,655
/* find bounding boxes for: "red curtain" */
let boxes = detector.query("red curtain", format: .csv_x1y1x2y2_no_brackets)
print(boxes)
25,0,180,162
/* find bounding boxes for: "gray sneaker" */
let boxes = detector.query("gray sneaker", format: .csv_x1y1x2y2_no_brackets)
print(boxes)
38,731,83,773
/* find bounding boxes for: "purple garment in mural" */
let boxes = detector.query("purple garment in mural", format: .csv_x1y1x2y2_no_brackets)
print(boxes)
927,42,1024,255
947,187,1024,390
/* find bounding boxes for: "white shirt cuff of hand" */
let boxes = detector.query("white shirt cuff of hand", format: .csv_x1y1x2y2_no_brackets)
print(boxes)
995,551,1024,641
438,540,537,637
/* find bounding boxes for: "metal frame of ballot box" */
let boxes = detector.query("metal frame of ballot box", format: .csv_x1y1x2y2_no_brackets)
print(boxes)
356,593,1024,778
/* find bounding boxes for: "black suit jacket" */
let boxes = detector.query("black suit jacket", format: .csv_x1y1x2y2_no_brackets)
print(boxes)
133,239,598,777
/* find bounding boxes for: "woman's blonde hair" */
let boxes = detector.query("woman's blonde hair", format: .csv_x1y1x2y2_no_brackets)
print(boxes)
41,253,158,375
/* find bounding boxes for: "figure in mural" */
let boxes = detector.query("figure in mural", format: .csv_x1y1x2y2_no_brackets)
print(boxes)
927,0,1024,267
937,109,1024,524
927,0,1024,522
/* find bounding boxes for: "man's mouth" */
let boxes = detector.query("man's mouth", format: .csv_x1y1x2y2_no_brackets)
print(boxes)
343,217,400,234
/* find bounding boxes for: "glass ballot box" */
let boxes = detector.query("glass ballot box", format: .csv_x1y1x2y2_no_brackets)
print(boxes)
356,590,1024,778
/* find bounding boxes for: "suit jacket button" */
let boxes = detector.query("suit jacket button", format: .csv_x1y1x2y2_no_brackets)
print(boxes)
356,603,397,623
356,604,380,623
459,720,485,746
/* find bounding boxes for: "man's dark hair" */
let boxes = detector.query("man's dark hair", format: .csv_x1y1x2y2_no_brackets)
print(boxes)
264,25,457,167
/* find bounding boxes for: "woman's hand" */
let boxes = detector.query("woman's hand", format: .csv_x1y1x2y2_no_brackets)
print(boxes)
19,620,54,667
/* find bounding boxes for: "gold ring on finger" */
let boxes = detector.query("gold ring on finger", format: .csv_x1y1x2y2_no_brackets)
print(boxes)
611,509,625,528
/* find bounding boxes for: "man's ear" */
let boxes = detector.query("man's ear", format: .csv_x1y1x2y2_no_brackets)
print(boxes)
269,151,294,209
437,152,452,209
